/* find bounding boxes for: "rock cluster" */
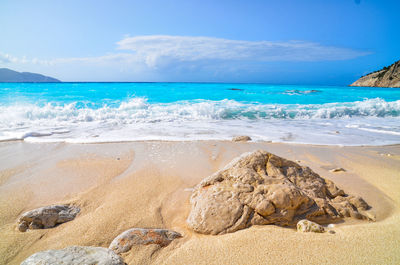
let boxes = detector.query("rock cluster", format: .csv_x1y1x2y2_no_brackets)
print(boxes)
17,204,182,263
21,246,125,265
109,228,182,254
17,205,80,232
187,150,371,235
19,150,374,263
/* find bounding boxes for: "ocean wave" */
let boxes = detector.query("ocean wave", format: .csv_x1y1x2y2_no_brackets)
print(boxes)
0,98,399,128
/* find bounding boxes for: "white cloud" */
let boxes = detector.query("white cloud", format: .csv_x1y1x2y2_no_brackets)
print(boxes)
49,53,139,65
0,53,10,63
1,35,370,81
116,35,370,68
1,36,369,68
0,52,22,63
0,52,49,65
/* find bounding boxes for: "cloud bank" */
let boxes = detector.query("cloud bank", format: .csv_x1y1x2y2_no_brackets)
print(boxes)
0,35,370,81
117,35,369,68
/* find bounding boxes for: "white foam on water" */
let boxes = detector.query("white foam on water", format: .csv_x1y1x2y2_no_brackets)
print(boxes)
0,97,399,145
357,127,400,136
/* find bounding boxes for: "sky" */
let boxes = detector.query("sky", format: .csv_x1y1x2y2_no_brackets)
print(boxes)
0,0,399,84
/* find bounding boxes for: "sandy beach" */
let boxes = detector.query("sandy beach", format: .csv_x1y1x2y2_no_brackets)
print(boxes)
1,0,400,264
0,140,399,264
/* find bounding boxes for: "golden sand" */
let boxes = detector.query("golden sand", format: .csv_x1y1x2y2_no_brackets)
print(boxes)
0,141,399,264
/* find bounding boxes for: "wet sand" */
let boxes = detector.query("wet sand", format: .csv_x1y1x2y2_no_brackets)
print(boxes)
0,141,399,264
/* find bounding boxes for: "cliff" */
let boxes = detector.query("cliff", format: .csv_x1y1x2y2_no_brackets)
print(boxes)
350,60,400,88
0,68,60,82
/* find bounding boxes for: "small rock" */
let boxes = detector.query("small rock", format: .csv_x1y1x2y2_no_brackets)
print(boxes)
109,228,182,254
228,88,244,91
232,136,252,142
329,167,346,173
297,219,325,233
21,246,125,265
17,205,80,232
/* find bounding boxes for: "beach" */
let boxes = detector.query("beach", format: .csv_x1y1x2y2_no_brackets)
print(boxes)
2,0,400,263
1,140,399,264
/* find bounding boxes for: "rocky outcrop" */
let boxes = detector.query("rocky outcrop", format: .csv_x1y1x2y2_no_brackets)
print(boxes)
109,228,182,254
232,136,252,142
350,60,400,87
17,205,80,232
297,219,325,233
187,150,372,235
21,246,125,265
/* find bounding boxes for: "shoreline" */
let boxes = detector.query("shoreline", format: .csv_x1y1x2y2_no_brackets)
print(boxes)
0,140,399,264
2,138,400,147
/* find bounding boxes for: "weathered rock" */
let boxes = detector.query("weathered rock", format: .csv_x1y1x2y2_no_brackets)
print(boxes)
109,228,182,254
21,246,125,265
187,150,371,235
297,219,325,233
350,60,400,88
348,196,369,211
17,204,80,232
232,136,252,142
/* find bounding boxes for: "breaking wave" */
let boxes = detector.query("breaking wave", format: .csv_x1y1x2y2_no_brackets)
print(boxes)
0,98,399,128
1,97,400,145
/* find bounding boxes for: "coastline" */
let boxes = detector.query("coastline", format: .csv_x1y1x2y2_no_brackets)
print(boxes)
0,140,399,264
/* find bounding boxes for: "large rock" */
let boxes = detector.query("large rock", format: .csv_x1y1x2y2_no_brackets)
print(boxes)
109,228,182,254
21,246,125,265
187,150,371,235
17,204,80,232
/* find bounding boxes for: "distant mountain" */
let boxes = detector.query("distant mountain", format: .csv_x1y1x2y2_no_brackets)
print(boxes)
350,60,400,88
0,68,61,82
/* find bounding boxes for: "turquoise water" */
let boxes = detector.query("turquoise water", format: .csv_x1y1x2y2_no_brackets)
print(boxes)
1,82,400,105
0,82,399,145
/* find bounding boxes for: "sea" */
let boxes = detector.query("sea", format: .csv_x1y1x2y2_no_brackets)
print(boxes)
0,82,399,146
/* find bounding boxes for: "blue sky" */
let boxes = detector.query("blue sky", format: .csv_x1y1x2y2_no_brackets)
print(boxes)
0,0,399,84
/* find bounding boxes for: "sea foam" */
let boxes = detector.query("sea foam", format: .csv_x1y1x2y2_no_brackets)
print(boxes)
1,97,399,123
0,97,399,145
